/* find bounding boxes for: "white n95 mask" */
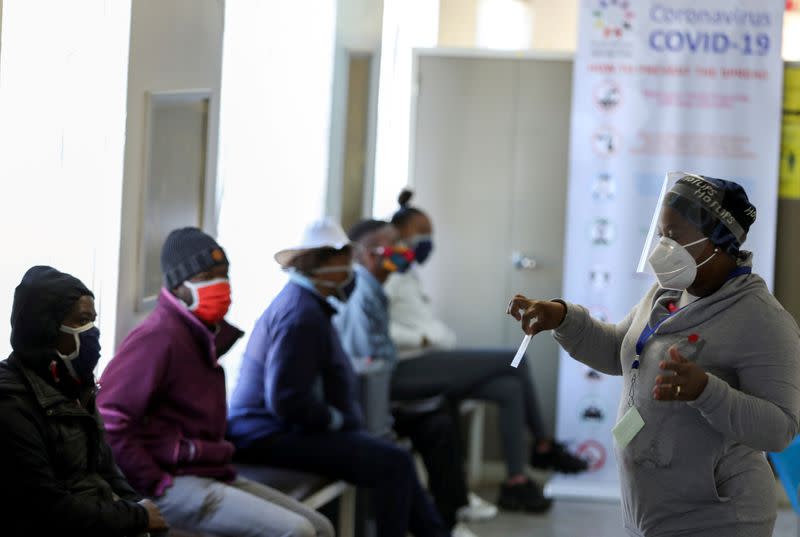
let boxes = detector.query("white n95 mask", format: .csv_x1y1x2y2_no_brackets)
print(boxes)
647,237,715,291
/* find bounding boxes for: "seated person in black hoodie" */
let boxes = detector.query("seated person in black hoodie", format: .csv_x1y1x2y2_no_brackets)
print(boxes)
0,266,167,537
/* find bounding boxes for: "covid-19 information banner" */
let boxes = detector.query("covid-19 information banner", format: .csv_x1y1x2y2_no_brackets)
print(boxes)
548,0,785,500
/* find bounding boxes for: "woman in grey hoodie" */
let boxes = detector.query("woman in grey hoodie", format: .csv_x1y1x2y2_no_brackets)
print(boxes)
508,174,800,537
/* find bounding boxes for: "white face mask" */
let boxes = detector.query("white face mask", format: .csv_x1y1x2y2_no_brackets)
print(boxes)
647,236,716,291
311,264,357,301
56,322,94,360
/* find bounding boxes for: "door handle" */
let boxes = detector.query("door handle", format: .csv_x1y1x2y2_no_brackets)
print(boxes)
512,251,538,271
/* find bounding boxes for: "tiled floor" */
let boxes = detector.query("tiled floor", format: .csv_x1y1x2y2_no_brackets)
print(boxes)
464,489,797,537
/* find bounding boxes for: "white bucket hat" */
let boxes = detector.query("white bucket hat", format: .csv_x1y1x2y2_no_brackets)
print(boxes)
274,217,352,268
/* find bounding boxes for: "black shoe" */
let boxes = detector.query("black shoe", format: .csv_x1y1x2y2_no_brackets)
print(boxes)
530,441,589,474
497,480,552,513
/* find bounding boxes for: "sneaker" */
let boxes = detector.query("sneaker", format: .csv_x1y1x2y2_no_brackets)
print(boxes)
452,523,480,537
497,480,552,513
456,492,498,522
530,441,589,474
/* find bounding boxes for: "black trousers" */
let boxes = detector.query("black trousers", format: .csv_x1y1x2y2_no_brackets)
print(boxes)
235,431,448,537
391,349,546,477
392,403,469,528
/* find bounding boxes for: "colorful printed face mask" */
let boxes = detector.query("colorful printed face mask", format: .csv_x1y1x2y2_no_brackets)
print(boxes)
375,245,415,273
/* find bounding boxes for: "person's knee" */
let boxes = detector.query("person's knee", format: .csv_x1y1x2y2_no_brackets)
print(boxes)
383,444,417,478
483,377,523,407
417,410,455,437
282,516,317,537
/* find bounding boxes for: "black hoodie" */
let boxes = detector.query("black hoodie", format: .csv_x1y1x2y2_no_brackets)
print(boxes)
0,266,149,537
11,265,93,395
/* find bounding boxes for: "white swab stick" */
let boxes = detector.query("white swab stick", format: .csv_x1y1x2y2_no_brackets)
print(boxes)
511,334,532,368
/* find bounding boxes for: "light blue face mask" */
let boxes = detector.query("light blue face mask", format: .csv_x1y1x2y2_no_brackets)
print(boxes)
287,266,358,302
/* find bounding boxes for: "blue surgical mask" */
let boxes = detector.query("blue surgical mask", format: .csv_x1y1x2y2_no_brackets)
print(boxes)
57,323,101,383
410,235,434,265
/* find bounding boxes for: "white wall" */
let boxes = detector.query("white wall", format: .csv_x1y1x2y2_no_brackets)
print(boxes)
0,0,131,363
372,0,441,218
216,1,338,397
438,0,578,52
115,0,225,350
327,0,385,221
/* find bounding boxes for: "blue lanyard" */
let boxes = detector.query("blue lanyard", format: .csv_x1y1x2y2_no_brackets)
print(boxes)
631,266,752,369
727,266,752,279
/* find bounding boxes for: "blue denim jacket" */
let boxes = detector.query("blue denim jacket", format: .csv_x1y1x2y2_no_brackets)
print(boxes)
333,264,397,364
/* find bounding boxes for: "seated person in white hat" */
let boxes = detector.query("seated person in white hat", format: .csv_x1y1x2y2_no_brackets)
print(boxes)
228,218,451,537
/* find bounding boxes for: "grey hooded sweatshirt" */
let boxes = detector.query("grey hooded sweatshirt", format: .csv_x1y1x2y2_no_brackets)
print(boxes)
554,260,800,537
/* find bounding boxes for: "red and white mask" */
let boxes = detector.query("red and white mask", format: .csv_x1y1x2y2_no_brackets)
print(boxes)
184,278,232,324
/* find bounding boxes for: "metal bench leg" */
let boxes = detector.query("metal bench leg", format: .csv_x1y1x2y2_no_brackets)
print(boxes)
467,403,485,485
338,485,356,537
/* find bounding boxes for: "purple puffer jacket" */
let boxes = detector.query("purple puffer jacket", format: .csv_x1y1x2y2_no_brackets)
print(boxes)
98,289,243,497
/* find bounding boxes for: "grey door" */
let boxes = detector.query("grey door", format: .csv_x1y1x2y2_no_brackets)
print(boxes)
410,53,572,435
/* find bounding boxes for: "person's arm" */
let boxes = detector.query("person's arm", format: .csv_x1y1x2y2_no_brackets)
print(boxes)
96,434,141,503
0,399,149,536
424,318,457,349
553,302,636,376
390,320,428,349
97,329,175,497
386,273,434,349
176,437,235,465
688,309,800,452
387,295,456,349
265,322,340,431
360,294,396,362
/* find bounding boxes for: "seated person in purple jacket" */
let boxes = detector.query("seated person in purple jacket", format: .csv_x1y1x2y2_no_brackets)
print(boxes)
98,228,334,537
0,266,167,537
228,218,450,537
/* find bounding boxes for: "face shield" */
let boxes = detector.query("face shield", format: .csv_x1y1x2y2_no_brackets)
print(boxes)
636,172,747,281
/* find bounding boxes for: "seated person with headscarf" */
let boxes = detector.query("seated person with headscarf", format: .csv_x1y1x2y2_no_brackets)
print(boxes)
385,190,584,511
0,266,168,537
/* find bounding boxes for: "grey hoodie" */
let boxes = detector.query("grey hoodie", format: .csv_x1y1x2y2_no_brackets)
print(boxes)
554,260,800,537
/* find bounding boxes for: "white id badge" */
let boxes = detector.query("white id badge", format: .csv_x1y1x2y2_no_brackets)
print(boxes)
612,406,645,449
